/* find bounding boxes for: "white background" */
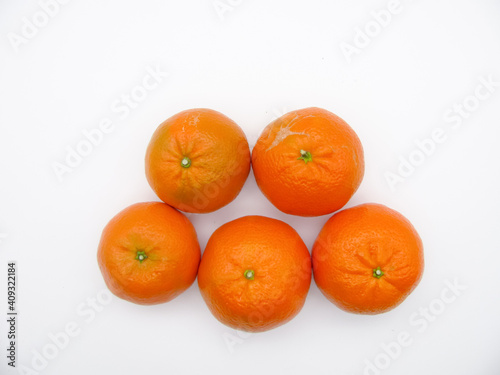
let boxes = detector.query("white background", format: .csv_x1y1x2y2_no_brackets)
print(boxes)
1,0,500,374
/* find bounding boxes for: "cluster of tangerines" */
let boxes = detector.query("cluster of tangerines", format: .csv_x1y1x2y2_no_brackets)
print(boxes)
97,107,424,332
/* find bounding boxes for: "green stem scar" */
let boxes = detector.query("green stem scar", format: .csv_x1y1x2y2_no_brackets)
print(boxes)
297,149,312,164
373,267,384,279
135,251,148,263
244,269,255,280
181,156,191,168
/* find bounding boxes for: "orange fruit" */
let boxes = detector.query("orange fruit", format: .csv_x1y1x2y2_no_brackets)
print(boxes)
312,203,424,314
97,202,200,305
145,108,251,213
198,216,312,332
252,107,364,216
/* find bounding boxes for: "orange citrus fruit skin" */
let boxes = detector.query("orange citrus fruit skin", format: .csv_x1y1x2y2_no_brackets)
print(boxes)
312,203,424,314
145,108,251,213
252,107,364,217
97,202,201,305
198,216,312,332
